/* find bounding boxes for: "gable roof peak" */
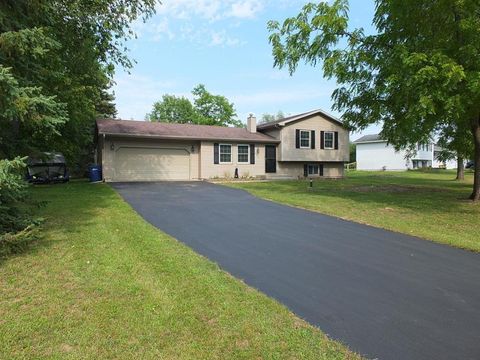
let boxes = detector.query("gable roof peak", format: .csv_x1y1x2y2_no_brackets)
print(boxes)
256,108,343,130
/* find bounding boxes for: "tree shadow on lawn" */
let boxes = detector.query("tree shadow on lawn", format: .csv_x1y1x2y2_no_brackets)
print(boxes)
0,180,114,266
344,169,474,188
257,172,476,215
244,175,479,248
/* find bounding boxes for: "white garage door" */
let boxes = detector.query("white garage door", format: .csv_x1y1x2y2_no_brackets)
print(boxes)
113,147,190,181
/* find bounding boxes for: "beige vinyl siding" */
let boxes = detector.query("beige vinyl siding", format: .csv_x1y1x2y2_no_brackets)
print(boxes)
272,115,349,162
96,135,103,166
199,141,266,179
274,162,345,179
101,137,200,182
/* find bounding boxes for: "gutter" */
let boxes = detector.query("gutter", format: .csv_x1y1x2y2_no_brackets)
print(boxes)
97,132,281,144
354,140,388,144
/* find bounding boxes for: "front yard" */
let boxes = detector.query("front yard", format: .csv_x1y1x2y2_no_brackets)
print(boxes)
228,170,479,252
0,181,359,359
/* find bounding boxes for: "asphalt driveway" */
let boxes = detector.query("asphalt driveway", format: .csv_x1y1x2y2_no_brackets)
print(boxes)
112,181,480,360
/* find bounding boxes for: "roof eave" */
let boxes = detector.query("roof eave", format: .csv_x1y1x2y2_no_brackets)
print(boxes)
354,140,387,144
257,123,284,131
97,132,280,143
258,110,344,130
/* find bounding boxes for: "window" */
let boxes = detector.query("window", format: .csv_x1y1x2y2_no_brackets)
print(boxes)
219,144,232,163
300,130,310,148
417,143,430,151
324,131,334,149
308,164,319,175
238,144,249,163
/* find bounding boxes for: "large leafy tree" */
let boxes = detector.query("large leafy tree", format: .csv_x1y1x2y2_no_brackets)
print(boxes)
147,94,200,124
0,0,156,169
148,84,243,127
268,0,480,200
192,84,242,127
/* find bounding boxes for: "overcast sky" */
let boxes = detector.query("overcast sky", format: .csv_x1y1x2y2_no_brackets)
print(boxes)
113,0,381,139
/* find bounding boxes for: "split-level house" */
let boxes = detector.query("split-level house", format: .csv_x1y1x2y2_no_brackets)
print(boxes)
95,109,350,182
354,134,457,170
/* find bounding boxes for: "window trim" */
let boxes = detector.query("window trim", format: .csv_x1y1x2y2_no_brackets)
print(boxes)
323,131,335,150
299,130,311,149
237,144,250,164
219,143,232,164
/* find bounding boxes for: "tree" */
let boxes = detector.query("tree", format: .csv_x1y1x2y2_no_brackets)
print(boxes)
436,122,473,180
192,84,242,127
96,89,118,119
147,95,199,123
0,0,157,251
148,84,243,127
0,0,156,167
268,0,480,200
349,143,356,163
261,110,286,123
0,156,37,258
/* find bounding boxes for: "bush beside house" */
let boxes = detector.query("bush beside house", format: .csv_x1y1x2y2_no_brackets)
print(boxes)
0,157,38,258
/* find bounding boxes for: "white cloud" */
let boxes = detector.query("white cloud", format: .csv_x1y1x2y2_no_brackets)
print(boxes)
135,0,305,47
154,0,222,21
209,30,242,47
135,1,262,47
151,19,175,41
155,0,264,21
229,1,263,19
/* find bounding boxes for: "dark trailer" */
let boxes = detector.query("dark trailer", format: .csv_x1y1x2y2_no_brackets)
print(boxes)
26,152,69,184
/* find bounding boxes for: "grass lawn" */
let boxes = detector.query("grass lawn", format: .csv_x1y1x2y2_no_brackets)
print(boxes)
0,181,359,360
227,170,479,252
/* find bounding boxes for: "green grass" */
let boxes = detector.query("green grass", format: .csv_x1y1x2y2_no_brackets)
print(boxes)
0,181,359,360
227,169,479,252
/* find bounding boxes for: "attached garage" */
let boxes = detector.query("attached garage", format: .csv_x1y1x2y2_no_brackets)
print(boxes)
96,118,279,182
113,147,190,181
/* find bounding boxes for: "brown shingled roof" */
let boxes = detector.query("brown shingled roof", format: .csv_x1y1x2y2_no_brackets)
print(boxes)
96,119,279,143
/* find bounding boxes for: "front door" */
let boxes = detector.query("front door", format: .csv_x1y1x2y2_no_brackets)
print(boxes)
265,145,276,173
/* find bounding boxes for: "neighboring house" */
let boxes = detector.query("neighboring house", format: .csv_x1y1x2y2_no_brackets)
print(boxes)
354,134,457,170
432,145,458,169
95,109,349,182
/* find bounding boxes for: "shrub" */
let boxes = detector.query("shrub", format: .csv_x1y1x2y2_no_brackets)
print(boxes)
0,157,38,258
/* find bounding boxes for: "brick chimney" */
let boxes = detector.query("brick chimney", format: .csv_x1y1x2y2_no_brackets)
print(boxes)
247,114,257,133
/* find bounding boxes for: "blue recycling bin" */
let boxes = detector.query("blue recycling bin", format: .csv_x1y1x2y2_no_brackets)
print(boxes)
89,164,102,182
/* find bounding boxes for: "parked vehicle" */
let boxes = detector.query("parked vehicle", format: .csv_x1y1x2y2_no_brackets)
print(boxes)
466,161,475,169
26,152,69,184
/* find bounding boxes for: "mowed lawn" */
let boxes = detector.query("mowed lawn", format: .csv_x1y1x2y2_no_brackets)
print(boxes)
0,181,359,360
228,170,479,252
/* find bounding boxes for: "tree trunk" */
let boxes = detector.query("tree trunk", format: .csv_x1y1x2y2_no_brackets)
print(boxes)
470,116,480,201
456,156,464,180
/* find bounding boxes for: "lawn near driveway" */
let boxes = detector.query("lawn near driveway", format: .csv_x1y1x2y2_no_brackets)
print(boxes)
0,181,359,360
227,170,479,252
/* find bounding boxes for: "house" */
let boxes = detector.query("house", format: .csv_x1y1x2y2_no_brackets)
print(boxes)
354,134,457,170
433,145,458,169
95,109,350,182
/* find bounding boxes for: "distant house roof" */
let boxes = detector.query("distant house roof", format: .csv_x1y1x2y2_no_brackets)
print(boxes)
96,119,279,143
257,108,343,130
353,134,386,144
